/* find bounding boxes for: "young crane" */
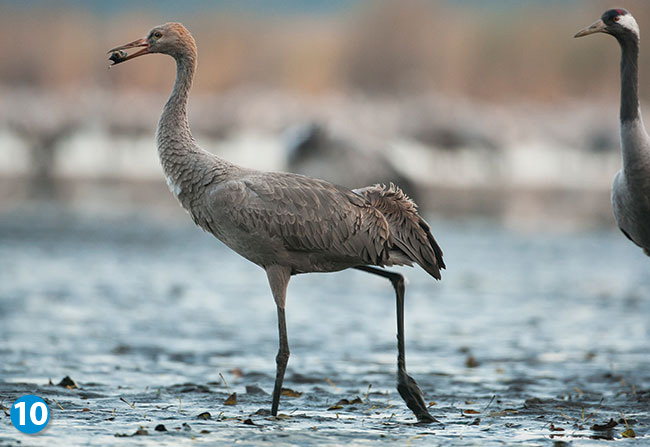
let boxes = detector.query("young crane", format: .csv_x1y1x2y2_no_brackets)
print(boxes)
108,23,445,422
576,9,650,256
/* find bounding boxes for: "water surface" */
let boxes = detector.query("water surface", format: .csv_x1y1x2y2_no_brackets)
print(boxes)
0,210,648,445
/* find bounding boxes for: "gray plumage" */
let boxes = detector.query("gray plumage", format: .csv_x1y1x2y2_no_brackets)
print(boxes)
109,23,444,422
576,9,650,256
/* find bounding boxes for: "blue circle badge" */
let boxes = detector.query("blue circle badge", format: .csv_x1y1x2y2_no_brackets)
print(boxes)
10,395,50,434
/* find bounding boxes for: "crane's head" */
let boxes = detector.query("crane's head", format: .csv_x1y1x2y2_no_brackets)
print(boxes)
108,22,197,65
574,9,639,41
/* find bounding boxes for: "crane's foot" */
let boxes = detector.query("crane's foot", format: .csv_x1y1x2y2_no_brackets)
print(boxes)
397,370,440,424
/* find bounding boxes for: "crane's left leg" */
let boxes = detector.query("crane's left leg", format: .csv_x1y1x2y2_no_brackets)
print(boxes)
355,266,438,423
266,265,292,417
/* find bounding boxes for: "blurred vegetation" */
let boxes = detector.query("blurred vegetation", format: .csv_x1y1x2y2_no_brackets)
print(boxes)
1,0,650,101
2,0,644,226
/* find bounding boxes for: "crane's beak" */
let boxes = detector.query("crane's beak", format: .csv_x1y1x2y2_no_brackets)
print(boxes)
574,19,607,38
107,38,150,65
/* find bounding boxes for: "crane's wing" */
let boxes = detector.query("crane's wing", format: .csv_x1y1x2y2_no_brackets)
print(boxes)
354,183,445,280
206,172,391,265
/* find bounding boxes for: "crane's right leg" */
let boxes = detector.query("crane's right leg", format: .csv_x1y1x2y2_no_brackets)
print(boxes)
265,265,291,417
355,266,438,423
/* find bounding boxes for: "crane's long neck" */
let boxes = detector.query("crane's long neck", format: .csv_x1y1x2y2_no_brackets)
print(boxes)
157,52,198,158
620,34,640,123
618,33,650,177
156,49,231,200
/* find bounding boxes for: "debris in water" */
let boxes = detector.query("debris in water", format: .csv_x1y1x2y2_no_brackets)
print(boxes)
245,384,267,395
119,397,135,409
224,393,237,405
57,376,78,389
115,427,148,437
52,399,64,410
621,428,636,438
620,413,636,438
328,397,363,410
273,413,292,419
196,412,211,420
219,372,232,394
325,378,340,391
364,384,372,401
590,418,618,431
281,388,302,398
465,355,480,368
154,424,167,432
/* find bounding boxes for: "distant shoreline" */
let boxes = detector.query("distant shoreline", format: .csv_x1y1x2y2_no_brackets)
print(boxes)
0,177,614,230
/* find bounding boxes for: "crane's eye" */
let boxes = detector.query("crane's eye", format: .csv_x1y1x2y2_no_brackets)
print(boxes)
614,16,621,22
153,31,162,39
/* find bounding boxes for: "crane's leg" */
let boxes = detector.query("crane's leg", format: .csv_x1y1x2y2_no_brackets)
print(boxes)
266,266,291,417
355,266,438,423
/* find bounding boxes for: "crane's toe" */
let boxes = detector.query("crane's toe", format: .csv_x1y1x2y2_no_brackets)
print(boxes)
397,370,440,424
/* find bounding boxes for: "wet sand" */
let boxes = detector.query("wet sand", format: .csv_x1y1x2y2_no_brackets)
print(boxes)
0,209,649,445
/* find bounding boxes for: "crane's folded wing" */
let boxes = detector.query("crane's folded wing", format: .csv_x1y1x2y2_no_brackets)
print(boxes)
205,173,391,265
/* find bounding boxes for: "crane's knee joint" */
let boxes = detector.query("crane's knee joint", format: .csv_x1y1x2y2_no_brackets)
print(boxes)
390,273,405,292
276,349,290,365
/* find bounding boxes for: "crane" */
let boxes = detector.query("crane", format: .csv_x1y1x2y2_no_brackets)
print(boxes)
576,9,650,256
108,22,444,422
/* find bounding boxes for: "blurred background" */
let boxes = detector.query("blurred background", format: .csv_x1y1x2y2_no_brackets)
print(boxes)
1,0,649,229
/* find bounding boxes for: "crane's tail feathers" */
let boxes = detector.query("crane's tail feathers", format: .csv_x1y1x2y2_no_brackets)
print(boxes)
354,183,445,280
389,234,443,280
420,217,446,270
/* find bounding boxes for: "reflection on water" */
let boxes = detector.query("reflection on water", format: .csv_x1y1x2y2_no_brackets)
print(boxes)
0,209,649,445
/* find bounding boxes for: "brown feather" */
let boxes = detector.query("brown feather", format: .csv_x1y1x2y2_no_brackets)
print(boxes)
354,183,445,279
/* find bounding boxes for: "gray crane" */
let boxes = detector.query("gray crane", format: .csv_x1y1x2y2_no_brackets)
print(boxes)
108,23,444,423
576,9,650,256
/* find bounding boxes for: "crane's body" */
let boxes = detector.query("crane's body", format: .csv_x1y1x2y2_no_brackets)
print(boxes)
576,9,650,256
613,119,650,255
109,22,443,422
174,164,440,276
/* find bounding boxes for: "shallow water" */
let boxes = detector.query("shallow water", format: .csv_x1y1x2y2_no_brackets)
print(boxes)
0,209,649,446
